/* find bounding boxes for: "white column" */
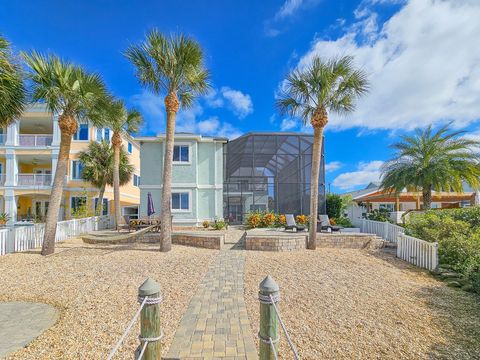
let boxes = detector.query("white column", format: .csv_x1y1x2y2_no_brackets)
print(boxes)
4,190,17,225
51,151,59,183
6,119,19,146
52,113,61,146
5,151,17,186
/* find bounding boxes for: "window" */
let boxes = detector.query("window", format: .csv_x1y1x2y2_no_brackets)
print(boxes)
379,203,394,211
128,142,133,154
104,128,110,142
71,196,87,213
133,174,140,187
94,198,109,215
71,160,84,180
96,128,110,142
172,192,189,211
96,128,103,142
173,145,189,162
73,124,89,140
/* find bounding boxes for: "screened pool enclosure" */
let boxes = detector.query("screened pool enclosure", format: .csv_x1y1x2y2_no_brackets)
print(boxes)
223,132,326,224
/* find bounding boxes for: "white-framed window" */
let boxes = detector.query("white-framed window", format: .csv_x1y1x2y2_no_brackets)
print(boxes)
133,174,140,187
128,142,133,154
71,196,87,213
171,191,190,212
71,160,84,180
96,127,110,142
73,124,89,141
94,198,109,215
173,144,190,163
379,203,394,211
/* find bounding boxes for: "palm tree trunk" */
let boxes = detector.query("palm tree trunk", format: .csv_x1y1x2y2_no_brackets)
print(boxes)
96,183,106,215
308,126,324,250
423,185,432,210
112,132,122,229
41,116,77,255
160,92,179,252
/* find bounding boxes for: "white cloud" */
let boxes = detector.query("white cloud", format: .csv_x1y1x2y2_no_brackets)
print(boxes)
220,87,253,118
332,160,383,190
265,0,321,37
280,118,298,131
204,89,224,108
293,0,480,131
325,161,342,173
130,90,166,134
275,0,305,20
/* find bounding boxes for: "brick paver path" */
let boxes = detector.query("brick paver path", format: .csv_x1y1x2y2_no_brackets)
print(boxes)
166,249,257,359
0,302,58,357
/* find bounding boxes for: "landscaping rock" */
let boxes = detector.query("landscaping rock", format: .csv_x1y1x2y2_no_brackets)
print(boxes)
446,280,462,288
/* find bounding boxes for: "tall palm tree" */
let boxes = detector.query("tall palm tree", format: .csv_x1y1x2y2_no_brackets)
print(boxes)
381,124,480,209
0,34,26,126
277,56,369,250
23,52,107,255
79,140,134,215
100,99,142,229
125,30,210,251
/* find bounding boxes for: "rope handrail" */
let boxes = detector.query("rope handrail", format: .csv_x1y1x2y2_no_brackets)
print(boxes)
269,293,300,360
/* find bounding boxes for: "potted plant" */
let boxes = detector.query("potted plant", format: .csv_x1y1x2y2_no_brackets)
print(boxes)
0,213,11,226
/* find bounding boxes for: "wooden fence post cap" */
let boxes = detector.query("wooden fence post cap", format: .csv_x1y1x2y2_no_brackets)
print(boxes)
139,278,160,296
259,275,279,294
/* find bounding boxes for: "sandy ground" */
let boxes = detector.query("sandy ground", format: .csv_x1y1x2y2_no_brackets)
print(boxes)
244,249,480,360
0,238,218,359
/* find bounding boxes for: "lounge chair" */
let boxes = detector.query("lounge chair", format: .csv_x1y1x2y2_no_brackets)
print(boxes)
318,214,342,232
285,214,306,232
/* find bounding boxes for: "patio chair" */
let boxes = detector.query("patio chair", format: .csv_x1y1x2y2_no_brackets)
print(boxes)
318,214,342,232
285,214,306,232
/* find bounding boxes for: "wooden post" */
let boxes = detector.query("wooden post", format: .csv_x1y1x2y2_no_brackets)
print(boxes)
137,278,162,360
259,276,280,360
395,196,400,211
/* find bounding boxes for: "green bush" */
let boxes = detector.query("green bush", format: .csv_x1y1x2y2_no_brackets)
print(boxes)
406,208,480,293
326,193,343,219
212,219,226,230
333,216,353,227
365,208,391,222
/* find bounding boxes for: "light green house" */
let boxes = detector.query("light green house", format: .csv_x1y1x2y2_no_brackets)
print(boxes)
136,133,227,226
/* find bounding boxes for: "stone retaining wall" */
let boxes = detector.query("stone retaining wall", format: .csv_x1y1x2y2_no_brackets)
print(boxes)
245,234,307,251
316,233,384,249
138,232,224,250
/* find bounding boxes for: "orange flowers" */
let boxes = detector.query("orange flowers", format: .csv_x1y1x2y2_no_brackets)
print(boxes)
296,214,309,225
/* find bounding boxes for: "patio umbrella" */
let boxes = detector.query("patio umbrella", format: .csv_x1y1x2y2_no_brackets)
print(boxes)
147,192,155,218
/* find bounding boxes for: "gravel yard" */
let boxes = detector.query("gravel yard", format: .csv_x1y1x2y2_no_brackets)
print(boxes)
244,249,480,360
0,239,218,359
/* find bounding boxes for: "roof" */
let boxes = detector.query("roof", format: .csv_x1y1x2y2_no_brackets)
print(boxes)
355,190,475,203
135,133,228,143
341,182,380,200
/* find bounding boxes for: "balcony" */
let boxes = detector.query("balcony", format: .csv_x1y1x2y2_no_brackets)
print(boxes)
16,174,52,186
0,134,6,145
18,134,53,147
0,174,5,186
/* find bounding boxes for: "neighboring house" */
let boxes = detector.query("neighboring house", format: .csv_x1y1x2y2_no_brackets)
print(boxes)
0,104,141,224
342,182,476,223
138,131,327,226
137,133,227,227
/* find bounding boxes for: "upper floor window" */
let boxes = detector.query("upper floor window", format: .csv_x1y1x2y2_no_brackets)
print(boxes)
104,128,110,142
71,160,84,180
173,145,189,163
71,196,87,213
133,174,140,187
73,124,89,141
96,127,110,142
128,142,133,154
172,192,190,211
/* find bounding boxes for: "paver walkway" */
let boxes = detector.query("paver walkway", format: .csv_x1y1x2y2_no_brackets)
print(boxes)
0,301,58,357
166,249,257,359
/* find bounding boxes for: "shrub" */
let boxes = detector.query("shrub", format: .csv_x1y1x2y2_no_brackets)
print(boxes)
212,219,226,230
296,214,309,225
326,193,343,219
366,208,391,222
333,216,353,227
262,212,276,227
276,214,286,227
245,211,262,228
202,220,210,229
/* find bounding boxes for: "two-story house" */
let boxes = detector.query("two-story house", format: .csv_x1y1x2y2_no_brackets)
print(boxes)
0,104,141,225
137,133,227,226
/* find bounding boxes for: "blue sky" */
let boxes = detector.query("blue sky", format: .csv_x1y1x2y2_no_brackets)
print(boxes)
2,0,480,193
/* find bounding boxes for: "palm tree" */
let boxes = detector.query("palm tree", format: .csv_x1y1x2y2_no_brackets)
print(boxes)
100,99,142,229
381,124,480,210
277,56,369,250
23,52,107,255
79,140,134,215
0,34,26,126
125,30,210,251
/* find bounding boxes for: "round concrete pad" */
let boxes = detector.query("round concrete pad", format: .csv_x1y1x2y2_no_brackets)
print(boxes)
0,302,58,357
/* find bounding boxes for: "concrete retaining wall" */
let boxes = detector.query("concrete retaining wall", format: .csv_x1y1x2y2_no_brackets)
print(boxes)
245,234,307,251
316,233,384,249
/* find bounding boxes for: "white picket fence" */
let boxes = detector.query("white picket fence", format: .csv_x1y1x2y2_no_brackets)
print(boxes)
1,215,114,255
352,218,438,271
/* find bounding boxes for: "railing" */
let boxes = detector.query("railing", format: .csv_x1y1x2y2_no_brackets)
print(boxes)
353,218,404,243
16,173,52,186
0,229,9,255
7,215,114,254
18,134,53,147
397,234,438,271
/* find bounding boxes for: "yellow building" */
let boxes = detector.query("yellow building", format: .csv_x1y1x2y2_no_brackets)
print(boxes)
1,104,140,224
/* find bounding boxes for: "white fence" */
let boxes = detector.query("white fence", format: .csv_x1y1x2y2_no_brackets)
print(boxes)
353,218,438,271
397,234,438,271
1,215,114,255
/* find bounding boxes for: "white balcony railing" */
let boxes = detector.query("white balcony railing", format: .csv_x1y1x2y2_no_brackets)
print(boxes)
17,173,52,186
18,134,53,147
